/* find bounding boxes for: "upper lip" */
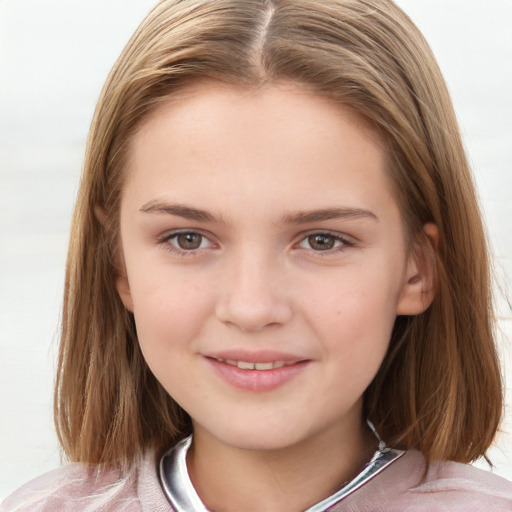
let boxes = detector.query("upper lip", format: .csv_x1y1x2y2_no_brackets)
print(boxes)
204,350,308,364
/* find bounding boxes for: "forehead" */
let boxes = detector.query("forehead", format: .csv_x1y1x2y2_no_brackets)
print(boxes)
122,82,397,222
132,81,384,160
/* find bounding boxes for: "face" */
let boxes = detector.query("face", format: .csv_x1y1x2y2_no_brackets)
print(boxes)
117,82,429,452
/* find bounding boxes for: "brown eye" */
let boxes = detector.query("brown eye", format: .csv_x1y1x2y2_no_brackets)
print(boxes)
172,232,205,250
298,232,351,252
307,234,336,250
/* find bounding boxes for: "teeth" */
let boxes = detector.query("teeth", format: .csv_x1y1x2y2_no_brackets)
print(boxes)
237,361,255,370
255,362,274,370
215,358,292,370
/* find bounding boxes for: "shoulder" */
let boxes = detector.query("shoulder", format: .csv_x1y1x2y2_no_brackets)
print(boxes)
0,451,173,512
336,450,512,512
413,457,512,510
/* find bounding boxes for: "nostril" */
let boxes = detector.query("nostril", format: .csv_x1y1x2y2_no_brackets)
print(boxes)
216,304,293,333
214,263,294,330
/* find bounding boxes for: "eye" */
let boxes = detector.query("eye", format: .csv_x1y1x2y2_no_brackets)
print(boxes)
165,231,212,252
298,232,350,251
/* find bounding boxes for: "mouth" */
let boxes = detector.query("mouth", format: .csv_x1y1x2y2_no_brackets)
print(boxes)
210,357,297,371
204,352,310,392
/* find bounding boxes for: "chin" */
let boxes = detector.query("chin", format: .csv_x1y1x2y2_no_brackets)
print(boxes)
224,432,303,452
199,417,319,452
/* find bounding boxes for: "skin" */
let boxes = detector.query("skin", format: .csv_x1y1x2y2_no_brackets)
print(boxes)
116,82,436,511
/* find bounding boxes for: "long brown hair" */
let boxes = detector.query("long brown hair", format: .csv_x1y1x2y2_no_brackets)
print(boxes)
55,0,502,467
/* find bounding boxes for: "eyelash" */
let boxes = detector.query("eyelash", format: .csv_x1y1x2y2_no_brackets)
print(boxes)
158,230,215,256
297,231,354,254
157,230,354,256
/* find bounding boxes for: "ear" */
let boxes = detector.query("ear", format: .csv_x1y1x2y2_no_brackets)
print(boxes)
116,264,134,313
396,223,438,316
95,204,134,312
94,204,108,227
114,242,134,313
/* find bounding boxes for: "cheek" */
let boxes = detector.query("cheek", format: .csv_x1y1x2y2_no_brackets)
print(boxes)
306,262,403,329
129,273,215,405
127,265,214,355
303,261,403,370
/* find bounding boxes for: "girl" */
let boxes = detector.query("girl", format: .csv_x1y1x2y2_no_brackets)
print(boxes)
2,0,511,510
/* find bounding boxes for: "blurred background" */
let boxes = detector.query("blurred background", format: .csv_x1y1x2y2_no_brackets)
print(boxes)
1,0,511,500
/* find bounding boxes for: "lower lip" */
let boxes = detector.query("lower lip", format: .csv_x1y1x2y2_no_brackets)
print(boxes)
206,358,309,392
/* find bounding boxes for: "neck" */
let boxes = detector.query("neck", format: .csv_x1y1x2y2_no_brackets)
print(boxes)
187,418,377,512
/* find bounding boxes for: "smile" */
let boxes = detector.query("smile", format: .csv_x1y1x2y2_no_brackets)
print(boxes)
213,358,295,370
206,355,310,392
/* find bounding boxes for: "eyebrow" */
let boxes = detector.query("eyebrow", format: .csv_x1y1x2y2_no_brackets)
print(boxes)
140,201,217,222
140,200,378,224
282,207,378,224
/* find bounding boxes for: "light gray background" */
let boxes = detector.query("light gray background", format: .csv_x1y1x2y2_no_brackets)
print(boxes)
1,0,511,500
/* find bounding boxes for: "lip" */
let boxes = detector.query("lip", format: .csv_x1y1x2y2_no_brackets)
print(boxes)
204,350,310,392
205,350,306,364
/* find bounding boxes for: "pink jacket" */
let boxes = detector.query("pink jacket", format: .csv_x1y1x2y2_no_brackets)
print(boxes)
1,449,511,511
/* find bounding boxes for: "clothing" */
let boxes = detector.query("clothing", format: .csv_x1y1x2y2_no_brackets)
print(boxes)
160,435,405,511
1,447,511,511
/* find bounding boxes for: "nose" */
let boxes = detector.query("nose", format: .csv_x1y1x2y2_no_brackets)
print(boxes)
215,249,294,333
